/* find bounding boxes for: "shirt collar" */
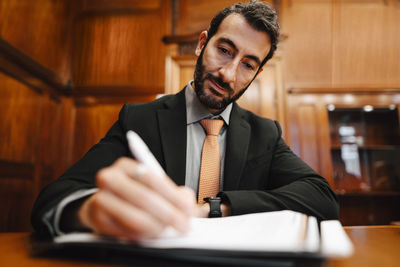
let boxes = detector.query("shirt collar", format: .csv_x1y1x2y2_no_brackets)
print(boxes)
185,81,232,125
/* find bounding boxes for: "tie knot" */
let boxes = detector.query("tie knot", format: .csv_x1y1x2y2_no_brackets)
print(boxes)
200,119,224,136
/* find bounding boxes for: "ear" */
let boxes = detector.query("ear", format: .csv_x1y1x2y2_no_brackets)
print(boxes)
195,31,208,56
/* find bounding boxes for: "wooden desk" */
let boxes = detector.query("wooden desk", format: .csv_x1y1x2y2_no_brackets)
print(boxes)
0,232,115,267
1,226,399,267
329,226,400,267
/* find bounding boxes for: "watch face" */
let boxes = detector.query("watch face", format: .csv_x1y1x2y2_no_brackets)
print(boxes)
204,197,221,202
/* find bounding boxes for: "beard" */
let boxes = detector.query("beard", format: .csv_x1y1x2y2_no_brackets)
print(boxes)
193,48,253,112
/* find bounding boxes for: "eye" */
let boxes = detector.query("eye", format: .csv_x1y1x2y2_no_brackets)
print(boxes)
219,47,229,55
243,62,255,70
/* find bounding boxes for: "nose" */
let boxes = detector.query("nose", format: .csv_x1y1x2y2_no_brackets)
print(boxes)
218,60,238,85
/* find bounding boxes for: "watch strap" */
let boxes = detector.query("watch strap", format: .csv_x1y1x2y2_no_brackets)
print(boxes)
204,197,222,218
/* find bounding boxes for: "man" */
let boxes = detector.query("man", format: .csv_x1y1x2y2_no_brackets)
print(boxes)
31,1,339,240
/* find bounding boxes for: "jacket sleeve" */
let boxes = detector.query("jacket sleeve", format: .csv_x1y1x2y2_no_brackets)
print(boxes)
219,121,339,221
31,105,130,237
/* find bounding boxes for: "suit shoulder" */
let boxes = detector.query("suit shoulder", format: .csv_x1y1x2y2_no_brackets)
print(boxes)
118,93,181,130
124,94,175,112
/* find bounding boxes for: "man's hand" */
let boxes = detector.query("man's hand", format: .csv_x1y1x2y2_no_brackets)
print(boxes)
77,157,196,241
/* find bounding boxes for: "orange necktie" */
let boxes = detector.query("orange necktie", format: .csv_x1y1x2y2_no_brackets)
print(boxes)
197,119,224,204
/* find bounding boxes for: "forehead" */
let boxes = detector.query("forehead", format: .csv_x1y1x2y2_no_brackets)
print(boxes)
212,13,271,60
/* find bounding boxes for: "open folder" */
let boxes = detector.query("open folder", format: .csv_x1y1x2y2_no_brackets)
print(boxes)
48,210,353,263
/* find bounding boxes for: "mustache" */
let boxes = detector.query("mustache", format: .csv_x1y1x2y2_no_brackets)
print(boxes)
206,73,234,94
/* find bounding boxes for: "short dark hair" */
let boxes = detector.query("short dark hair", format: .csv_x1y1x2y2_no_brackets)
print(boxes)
207,0,280,68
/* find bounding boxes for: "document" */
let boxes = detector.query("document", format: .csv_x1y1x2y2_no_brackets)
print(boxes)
54,210,353,258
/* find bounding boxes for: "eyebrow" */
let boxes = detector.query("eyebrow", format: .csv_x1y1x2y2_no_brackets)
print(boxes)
217,37,262,66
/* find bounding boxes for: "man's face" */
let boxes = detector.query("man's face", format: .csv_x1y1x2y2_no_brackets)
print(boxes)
193,13,272,114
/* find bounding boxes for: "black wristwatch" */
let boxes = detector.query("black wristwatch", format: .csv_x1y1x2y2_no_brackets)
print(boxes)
203,197,222,218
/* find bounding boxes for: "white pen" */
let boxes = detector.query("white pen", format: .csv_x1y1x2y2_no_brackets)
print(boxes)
126,130,166,177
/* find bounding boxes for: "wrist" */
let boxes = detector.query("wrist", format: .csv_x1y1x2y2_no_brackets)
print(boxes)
203,197,231,217
60,196,91,232
196,202,209,218
217,192,231,217
221,203,231,217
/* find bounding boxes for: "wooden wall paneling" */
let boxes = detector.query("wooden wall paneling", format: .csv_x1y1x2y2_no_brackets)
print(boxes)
297,102,321,173
164,44,180,94
52,97,76,180
33,93,65,194
0,161,34,180
274,58,288,138
72,104,120,163
0,74,71,232
0,0,176,232
236,80,264,117
286,93,334,182
0,72,44,232
280,0,333,88
286,94,299,152
0,72,43,163
74,95,157,107
0,178,34,231
79,0,162,12
165,54,197,94
333,0,400,87
316,100,334,184
0,64,74,232
237,57,286,135
288,87,400,94
173,0,275,35
280,0,400,88
0,0,72,83
174,0,240,35
286,95,318,167
71,0,171,95
71,95,157,164
0,38,67,97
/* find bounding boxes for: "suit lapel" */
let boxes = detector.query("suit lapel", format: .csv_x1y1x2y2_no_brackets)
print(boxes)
223,103,251,190
157,90,187,186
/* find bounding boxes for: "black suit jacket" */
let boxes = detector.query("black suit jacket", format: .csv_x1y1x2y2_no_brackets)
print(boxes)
31,89,339,236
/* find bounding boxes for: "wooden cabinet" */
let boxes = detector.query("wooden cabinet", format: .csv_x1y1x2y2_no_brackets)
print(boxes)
287,88,400,225
329,107,400,193
280,0,400,226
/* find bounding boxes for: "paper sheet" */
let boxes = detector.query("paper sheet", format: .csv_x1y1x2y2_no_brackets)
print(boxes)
54,210,352,257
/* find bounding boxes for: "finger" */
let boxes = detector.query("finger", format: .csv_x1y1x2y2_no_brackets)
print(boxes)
112,158,196,216
97,168,190,233
79,194,129,239
82,193,147,241
177,186,197,216
90,204,142,241
93,190,165,239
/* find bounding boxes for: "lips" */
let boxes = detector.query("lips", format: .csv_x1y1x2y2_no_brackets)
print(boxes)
209,79,226,96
